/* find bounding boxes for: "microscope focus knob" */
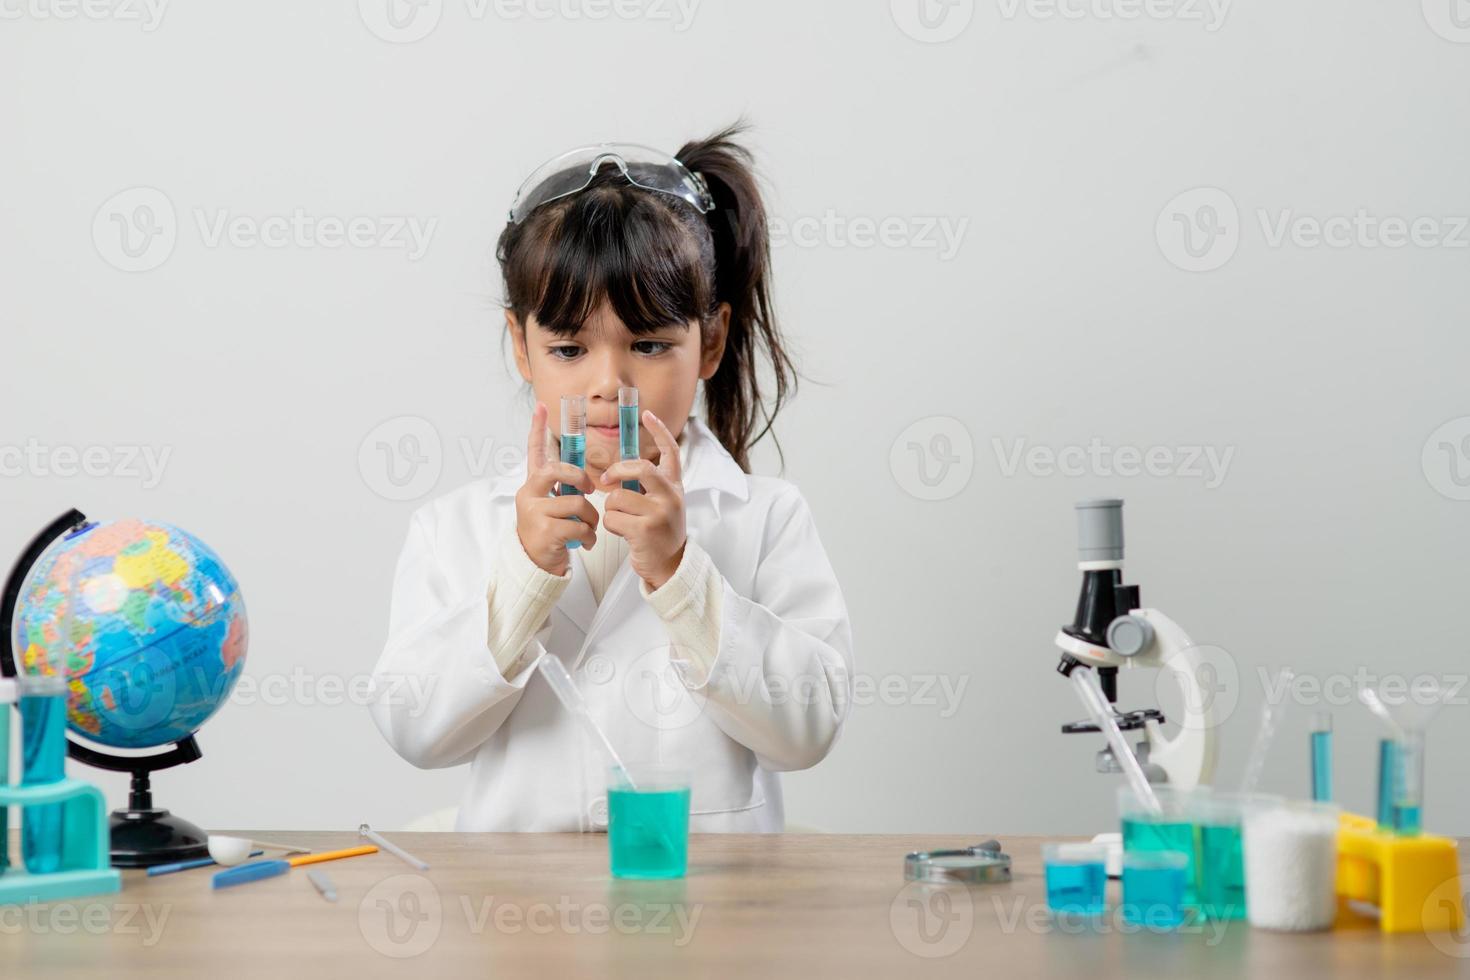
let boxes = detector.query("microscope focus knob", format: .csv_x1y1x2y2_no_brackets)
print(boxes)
1107,615,1154,656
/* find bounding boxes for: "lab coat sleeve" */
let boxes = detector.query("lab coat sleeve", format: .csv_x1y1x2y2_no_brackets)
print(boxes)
645,486,854,772
369,509,568,770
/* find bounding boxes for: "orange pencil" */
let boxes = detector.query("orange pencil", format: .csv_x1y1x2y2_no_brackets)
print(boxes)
213,845,378,889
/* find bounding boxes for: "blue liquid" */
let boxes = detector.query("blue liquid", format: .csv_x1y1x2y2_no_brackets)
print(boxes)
1311,730,1333,802
1122,862,1188,927
559,432,585,550
1045,859,1106,915
1196,823,1246,920
1376,739,1398,831
619,404,641,492
1394,804,1422,836
0,701,9,874
608,787,689,879
1121,817,1198,905
21,689,67,874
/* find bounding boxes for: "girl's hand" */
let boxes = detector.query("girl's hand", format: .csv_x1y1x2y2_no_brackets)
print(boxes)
598,410,686,591
514,402,598,576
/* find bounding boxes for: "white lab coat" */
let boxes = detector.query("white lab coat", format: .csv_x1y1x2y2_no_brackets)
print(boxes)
369,416,854,833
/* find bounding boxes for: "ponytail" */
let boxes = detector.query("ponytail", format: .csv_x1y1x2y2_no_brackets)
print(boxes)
676,122,797,472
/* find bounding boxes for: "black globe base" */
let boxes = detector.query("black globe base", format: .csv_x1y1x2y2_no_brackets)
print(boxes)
108,808,209,867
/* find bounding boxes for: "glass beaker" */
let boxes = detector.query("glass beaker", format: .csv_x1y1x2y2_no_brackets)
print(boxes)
607,765,690,880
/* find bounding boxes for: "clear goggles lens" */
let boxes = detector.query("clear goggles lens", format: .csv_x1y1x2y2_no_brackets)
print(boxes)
509,143,715,224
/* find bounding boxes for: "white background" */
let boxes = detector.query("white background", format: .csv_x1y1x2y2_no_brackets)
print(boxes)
2,0,1468,835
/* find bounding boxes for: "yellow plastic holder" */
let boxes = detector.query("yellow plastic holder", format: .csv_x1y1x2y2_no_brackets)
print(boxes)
1336,811,1464,934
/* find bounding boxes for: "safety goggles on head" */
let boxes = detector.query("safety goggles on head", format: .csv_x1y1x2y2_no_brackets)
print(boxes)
508,142,716,225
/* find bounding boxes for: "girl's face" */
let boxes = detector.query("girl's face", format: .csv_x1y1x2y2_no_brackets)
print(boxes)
509,301,729,479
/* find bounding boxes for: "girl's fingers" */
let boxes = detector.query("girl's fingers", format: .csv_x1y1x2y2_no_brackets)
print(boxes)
549,517,596,549
527,403,549,470
541,495,600,527
603,487,654,517
643,411,682,483
599,458,673,497
527,460,595,498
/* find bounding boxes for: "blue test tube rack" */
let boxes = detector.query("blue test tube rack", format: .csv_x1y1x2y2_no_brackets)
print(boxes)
0,722,121,903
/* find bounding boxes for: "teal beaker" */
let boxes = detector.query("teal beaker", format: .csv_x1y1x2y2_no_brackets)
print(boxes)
607,765,690,880
1118,785,1208,906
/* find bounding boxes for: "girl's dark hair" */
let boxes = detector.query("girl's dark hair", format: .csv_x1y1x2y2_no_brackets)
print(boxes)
496,121,796,472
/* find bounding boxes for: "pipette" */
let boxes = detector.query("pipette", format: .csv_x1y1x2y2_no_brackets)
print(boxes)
359,823,430,871
1239,667,1294,795
536,655,637,789
1069,668,1161,814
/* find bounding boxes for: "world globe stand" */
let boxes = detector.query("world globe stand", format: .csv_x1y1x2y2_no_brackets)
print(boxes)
2,508,216,869
69,736,210,867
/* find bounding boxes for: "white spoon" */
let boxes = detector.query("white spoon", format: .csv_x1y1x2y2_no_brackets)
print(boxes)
208,835,311,867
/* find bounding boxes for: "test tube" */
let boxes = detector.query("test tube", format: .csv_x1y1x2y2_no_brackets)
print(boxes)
20,673,68,874
1375,738,1398,832
618,387,641,492
0,677,15,874
1310,711,1333,803
1393,731,1425,836
559,395,587,551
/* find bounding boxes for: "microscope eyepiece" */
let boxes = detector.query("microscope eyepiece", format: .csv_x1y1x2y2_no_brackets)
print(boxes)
1075,498,1124,564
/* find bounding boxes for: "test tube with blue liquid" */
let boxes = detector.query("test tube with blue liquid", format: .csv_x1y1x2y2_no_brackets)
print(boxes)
20,673,68,874
1310,711,1333,803
1376,738,1399,832
619,387,641,492
559,394,586,550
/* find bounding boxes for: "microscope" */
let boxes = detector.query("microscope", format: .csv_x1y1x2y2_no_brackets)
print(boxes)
1053,500,1217,866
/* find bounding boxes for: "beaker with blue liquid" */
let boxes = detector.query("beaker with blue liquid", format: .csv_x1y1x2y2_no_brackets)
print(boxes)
1042,842,1108,915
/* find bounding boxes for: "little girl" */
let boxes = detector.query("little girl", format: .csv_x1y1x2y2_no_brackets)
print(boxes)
370,125,853,832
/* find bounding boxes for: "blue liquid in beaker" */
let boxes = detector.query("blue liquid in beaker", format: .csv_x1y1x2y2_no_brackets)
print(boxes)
1045,859,1106,915
1122,817,1199,905
1122,860,1188,927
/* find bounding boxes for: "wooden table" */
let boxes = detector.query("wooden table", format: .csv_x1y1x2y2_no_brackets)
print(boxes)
4,832,1467,978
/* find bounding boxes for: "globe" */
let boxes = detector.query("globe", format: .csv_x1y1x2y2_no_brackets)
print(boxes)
10,517,248,750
